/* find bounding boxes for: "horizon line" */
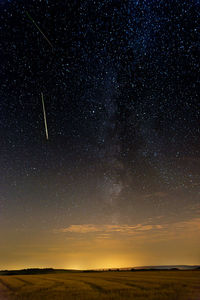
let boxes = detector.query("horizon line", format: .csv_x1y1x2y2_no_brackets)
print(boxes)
1,264,200,272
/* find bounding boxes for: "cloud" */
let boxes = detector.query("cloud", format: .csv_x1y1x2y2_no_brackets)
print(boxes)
173,218,200,231
54,217,200,241
58,225,101,234
55,223,164,234
143,192,167,199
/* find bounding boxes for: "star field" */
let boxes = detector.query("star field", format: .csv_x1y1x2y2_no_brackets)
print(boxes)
0,0,199,269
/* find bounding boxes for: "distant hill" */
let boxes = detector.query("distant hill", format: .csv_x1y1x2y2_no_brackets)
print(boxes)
94,265,200,272
133,265,200,271
0,268,79,275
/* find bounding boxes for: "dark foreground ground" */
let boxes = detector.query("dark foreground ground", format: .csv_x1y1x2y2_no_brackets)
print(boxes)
0,270,199,300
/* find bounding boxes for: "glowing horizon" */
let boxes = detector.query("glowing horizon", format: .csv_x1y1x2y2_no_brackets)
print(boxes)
1,215,200,270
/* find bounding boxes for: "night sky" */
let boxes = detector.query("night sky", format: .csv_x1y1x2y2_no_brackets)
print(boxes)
0,0,200,269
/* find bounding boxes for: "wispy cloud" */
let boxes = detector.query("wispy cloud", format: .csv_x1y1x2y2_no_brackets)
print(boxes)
54,217,200,240
172,218,200,231
143,192,167,199
55,223,164,234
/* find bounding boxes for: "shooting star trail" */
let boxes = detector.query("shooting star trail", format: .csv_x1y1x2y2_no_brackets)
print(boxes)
26,11,53,49
41,92,49,140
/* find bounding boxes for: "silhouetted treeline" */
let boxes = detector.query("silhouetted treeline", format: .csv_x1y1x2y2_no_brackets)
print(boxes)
0,268,55,275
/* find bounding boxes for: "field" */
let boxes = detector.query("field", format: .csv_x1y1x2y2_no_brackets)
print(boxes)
0,270,199,300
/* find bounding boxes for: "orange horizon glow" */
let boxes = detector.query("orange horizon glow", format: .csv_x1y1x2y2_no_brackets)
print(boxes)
1,216,200,270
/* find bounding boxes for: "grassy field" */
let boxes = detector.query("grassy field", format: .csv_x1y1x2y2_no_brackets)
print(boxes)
0,270,199,300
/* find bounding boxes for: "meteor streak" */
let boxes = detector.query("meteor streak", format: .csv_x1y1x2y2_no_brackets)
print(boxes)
41,92,49,140
26,11,53,49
